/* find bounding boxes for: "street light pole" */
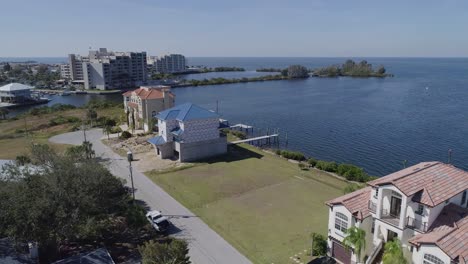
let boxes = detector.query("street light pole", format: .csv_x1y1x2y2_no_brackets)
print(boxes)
127,151,135,202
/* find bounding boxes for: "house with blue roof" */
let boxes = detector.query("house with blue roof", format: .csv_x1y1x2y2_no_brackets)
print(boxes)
147,103,227,162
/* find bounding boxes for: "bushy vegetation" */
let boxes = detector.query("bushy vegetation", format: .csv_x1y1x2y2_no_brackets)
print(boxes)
298,163,308,170
312,59,391,78
311,233,327,256
285,65,309,78
307,158,318,167
139,239,191,264
0,63,60,87
279,150,306,161
0,144,147,261
26,104,77,116
84,99,121,109
120,130,132,139
213,66,245,72
221,128,247,140
343,183,364,194
274,148,372,182
49,115,81,126
256,68,282,72
315,160,338,172
186,74,286,86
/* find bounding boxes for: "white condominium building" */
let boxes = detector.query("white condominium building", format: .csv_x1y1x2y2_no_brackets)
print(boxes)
65,48,147,90
148,54,186,73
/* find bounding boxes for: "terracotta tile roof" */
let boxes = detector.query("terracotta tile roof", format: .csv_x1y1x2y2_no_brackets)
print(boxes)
326,187,372,220
122,86,174,100
409,204,468,263
368,162,468,207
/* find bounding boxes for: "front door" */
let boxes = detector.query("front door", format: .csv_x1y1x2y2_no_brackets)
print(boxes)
390,196,401,218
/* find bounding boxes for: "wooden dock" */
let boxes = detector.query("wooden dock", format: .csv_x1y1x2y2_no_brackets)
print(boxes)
230,134,279,145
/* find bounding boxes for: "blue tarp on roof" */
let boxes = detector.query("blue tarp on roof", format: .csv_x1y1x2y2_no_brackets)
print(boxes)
147,136,166,146
155,103,219,121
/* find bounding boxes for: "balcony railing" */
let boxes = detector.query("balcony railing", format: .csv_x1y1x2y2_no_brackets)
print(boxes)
380,209,400,227
406,216,428,232
368,200,377,213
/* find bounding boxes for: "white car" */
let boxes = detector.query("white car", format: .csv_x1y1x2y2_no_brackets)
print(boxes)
146,210,171,232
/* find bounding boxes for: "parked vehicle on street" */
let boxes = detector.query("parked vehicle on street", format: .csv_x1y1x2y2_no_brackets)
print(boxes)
146,210,171,232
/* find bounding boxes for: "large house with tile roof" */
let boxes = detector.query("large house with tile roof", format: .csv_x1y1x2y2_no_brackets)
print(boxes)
326,162,468,264
147,103,227,162
123,85,174,131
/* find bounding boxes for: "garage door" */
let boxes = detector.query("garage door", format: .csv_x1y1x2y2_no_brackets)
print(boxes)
332,241,351,264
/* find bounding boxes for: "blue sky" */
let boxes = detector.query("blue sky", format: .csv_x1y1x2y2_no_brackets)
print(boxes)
1,0,467,57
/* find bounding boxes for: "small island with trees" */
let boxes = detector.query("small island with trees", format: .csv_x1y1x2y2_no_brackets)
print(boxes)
311,59,392,78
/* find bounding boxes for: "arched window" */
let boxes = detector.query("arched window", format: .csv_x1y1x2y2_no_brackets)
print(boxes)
423,254,445,264
335,212,348,233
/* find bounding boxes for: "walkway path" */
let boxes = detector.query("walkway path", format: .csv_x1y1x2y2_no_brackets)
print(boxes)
50,129,252,264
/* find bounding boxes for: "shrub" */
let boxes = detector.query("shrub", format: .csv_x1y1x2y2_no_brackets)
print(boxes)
311,233,327,256
307,158,317,167
15,155,31,166
231,130,247,140
343,183,364,194
275,149,281,155
337,163,367,181
120,131,132,139
280,150,305,161
49,115,80,126
111,126,122,134
298,163,308,170
315,160,338,172
139,239,191,264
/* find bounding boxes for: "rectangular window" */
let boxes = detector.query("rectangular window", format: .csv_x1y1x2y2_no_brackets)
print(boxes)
462,191,467,205
416,204,424,216
371,219,375,234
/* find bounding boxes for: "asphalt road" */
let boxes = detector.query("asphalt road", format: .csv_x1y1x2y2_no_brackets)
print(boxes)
50,129,252,264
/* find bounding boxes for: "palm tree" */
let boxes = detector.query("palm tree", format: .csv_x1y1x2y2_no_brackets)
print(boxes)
104,125,112,140
343,226,366,263
383,238,407,264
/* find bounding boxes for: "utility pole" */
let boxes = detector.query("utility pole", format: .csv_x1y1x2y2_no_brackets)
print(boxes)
127,151,136,202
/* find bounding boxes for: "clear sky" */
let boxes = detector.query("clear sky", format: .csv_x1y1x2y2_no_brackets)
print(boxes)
1,0,468,57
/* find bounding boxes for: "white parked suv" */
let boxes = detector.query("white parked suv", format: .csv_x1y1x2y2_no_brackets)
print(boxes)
146,210,171,232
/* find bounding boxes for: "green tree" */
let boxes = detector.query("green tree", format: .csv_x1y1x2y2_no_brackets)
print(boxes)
0,108,9,119
139,239,191,264
15,155,31,166
0,144,132,258
343,226,366,263
104,125,113,139
3,63,11,72
377,65,386,75
310,232,327,256
287,65,309,78
86,108,98,127
383,238,407,264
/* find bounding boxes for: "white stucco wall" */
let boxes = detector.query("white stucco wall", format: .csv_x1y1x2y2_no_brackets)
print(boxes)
412,244,451,264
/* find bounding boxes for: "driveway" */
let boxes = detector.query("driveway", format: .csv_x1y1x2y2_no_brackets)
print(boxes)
50,129,252,264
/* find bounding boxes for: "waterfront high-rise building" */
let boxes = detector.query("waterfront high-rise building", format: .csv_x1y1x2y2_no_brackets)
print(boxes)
66,48,147,90
148,54,186,73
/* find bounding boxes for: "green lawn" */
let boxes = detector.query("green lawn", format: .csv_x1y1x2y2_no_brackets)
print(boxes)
0,106,122,159
146,144,347,264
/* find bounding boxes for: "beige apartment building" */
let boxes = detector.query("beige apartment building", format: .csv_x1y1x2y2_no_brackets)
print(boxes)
123,85,175,132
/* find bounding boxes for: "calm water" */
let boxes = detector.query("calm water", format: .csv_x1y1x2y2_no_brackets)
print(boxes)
4,57,468,176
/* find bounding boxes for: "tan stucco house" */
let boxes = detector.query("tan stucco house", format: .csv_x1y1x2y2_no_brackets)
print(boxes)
123,85,175,132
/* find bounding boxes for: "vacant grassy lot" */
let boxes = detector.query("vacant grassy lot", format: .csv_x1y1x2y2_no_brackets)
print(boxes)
146,144,347,264
0,106,122,159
